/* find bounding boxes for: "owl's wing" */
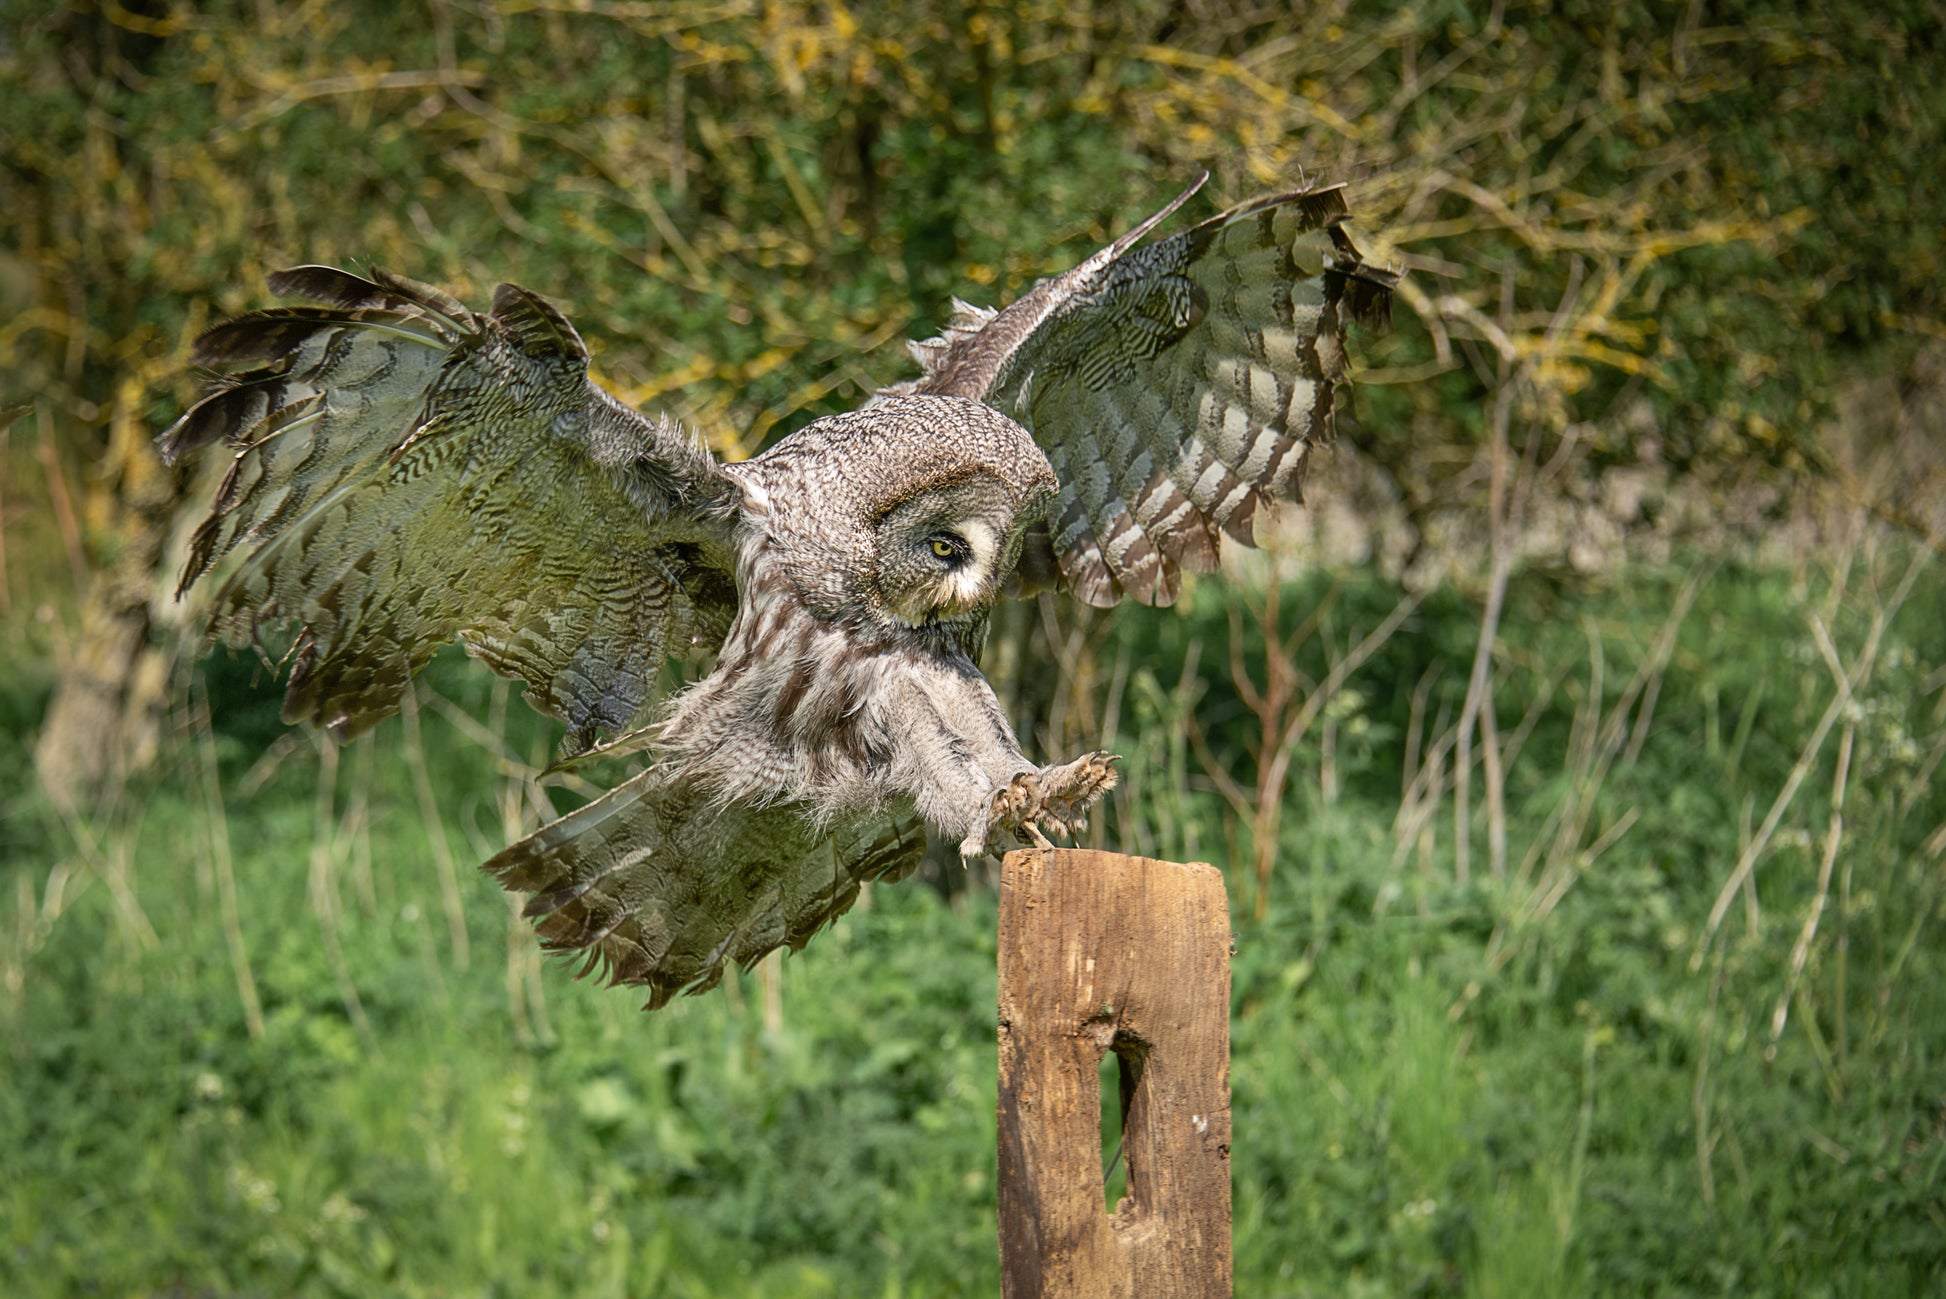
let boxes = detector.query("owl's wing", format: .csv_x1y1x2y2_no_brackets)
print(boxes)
163,266,741,754
896,175,1397,607
485,774,925,1009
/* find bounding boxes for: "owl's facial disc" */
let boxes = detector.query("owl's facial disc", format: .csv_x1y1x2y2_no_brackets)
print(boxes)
876,495,1011,626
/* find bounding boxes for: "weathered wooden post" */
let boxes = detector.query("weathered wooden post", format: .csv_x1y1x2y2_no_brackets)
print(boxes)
997,848,1233,1298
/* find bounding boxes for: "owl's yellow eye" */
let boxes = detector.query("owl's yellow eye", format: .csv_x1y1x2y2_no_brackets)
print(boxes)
930,536,962,561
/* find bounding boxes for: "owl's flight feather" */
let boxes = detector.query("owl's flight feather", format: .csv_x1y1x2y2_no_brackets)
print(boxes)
165,177,1392,1006
487,780,924,1010
161,266,739,755
899,174,1397,607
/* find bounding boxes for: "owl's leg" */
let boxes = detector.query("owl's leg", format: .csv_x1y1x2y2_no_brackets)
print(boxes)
885,667,1116,856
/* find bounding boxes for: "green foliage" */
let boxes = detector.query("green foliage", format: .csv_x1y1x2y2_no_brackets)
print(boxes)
5,554,1943,1296
1091,549,1946,1296
3,3,1944,1294
4,0,1941,514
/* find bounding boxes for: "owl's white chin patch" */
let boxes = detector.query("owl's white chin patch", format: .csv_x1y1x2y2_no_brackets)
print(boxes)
935,569,986,612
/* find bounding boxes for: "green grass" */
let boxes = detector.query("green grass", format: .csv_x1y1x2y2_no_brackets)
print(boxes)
6,3,1942,1290
3,553,1944,1296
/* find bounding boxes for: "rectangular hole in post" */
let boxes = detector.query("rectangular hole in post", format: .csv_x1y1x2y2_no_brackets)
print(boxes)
1100,1049,1126,1212
1101,1035,1147,1214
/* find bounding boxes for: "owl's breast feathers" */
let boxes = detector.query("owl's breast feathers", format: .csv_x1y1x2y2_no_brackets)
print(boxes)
485,531,1027,1007
652,516,982,819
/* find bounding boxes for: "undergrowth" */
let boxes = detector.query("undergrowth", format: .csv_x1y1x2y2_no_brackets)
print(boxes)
4,549,1941,1297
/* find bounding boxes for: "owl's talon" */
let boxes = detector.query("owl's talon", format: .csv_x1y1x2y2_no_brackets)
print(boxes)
1032,750,1118,839
980,752,1118,854
980,770,1045,854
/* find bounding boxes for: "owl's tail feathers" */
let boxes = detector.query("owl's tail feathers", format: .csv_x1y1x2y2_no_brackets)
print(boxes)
485,771,926,1010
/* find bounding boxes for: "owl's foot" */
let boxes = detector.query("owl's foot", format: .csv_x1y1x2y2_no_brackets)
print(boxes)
979,770,1043,851
1036,750,1119,837
975,752,1119,854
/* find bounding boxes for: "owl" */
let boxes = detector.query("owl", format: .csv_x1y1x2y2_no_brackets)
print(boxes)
163,174,1395,1008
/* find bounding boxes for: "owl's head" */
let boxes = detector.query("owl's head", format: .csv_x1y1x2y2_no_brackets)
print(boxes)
870,471,1028,626
737,395,1057,631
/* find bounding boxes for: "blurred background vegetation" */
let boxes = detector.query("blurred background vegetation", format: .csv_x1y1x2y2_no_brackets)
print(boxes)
3,1,1943,1295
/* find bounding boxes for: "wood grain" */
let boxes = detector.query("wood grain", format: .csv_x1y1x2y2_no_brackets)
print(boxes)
998,849,1232,1298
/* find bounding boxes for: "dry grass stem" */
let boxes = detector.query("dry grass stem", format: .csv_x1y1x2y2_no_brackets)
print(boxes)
499,773,555,1050
400,685,472,972
236,730,308,798
1693,947,1728,1205
1767,722,1854,1054
45,796,159,956
192,679,264,1042
1452,401,1511,886
419,682,537,777
306,737,372,1042
1700,544,1930,956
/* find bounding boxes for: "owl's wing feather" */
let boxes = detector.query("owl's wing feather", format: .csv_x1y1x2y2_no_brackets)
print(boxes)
164,267,741,754
899,177,1397,607
486,774,925,1009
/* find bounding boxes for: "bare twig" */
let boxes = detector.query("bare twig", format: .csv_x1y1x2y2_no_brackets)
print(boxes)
0,422,12,621
35,405,88,594
237,68,489,129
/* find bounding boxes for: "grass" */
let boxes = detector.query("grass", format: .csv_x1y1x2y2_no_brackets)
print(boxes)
3,536,1942,1296
6,3,1942,1291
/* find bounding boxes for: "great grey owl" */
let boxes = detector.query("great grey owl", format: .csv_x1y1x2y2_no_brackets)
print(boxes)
162,174,1396,1007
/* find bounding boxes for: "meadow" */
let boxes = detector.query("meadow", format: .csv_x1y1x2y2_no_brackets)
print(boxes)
4,529,1941,1296
5,1,1944,1293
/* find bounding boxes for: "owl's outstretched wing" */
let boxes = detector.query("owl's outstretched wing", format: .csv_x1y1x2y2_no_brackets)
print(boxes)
485,774,925,1009
896,175,1397,607
163,267,741,754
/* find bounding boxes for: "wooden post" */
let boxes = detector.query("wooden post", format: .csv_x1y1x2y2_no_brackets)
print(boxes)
997,849,1232,1299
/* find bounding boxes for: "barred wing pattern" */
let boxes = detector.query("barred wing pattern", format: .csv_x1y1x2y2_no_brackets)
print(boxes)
902,179,1397,607
162,267,739,754
485,776,925,1009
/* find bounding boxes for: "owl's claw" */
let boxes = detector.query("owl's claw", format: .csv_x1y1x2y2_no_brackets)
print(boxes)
1037,750,1119,832
991,770,1039,823
977,752,1119,855
971,770,1041,855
